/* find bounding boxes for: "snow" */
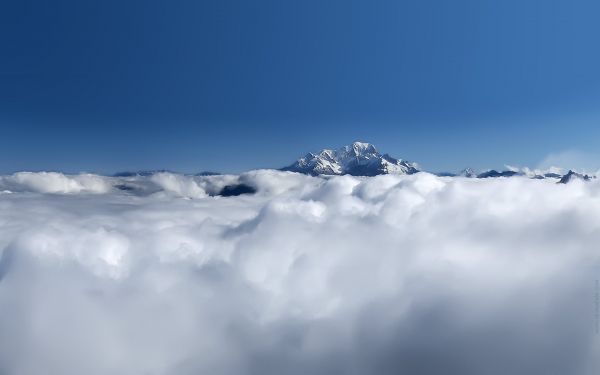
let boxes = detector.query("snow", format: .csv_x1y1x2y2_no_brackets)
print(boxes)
283,142,419,176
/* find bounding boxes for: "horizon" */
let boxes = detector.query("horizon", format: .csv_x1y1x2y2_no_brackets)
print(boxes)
1,139,597,176
1,137,599,176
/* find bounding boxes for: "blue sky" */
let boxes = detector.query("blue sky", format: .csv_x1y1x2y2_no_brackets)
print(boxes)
2,0,600,174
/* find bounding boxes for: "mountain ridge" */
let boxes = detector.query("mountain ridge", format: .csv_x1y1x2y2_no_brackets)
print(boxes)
281,142,419,176
281,142,596,183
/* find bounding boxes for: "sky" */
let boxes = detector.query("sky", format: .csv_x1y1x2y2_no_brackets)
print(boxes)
2,0,600,174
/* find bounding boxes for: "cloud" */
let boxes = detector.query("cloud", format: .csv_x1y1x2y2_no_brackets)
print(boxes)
0,171,598,374
539,150,600,174
150,172,208,198
0,172,112,194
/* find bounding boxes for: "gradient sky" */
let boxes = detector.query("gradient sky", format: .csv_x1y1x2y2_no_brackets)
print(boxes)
2,0,600,174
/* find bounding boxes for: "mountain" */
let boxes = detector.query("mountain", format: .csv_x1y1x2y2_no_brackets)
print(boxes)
558,170,594,184
282,142,596,182
477,170,520,178
113,170,221,178
113,169,175,177
543,172,562,179
282,142,419,176
435,168,477,177
435,172,458,177
459,168,477,178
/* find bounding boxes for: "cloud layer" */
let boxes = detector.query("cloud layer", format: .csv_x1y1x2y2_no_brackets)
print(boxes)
0,171,599,374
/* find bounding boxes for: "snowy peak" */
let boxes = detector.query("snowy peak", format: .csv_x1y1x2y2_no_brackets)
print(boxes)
340,142,378,156
283,142,597,182
459,168,476,178
283,142,419,176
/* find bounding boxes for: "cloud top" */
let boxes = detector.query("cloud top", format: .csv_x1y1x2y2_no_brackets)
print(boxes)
0,171,598,374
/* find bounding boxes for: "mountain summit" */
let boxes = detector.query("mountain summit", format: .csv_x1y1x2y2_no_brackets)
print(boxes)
282,142,419,176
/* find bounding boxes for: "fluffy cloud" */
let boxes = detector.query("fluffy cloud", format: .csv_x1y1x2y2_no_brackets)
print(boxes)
0,172,112,194
539,150,600,174
0,171,599,374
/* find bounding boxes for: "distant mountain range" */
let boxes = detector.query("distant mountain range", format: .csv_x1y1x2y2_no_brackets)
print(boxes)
112,142,595,184
281,142,595,183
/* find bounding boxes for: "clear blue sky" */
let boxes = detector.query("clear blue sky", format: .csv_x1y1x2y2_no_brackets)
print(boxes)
2,0,600,174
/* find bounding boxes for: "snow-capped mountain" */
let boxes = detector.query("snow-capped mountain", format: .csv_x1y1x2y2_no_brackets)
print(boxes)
282,142,419,176
438,168,477,177
459,168,477,178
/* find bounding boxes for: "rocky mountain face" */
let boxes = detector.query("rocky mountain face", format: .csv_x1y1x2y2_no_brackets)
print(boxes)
557,170,594,184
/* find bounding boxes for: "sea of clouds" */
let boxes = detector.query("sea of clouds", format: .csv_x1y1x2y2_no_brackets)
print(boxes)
0,170,599,374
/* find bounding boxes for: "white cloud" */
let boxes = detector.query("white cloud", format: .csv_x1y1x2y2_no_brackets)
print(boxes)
539,150,600,174
149,172,208,199
0,172,112,194
0,171,598,374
